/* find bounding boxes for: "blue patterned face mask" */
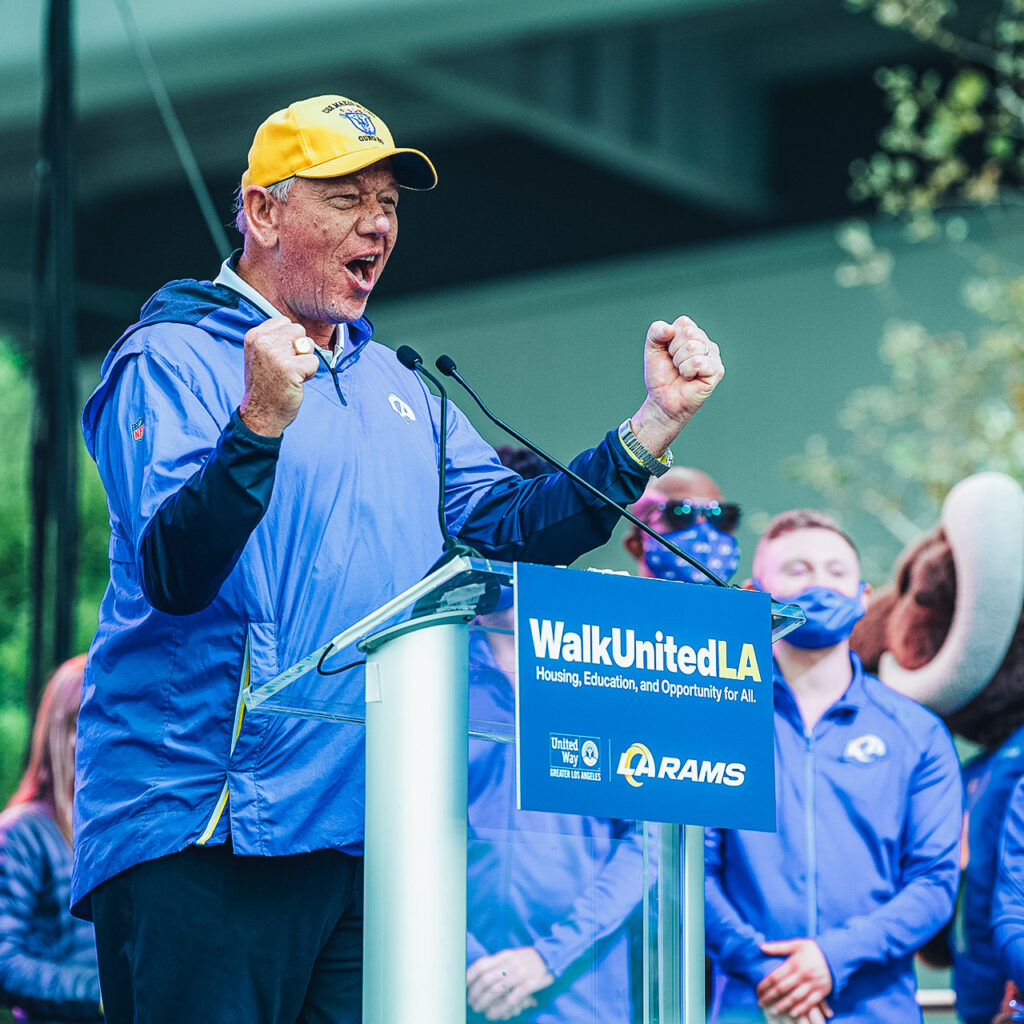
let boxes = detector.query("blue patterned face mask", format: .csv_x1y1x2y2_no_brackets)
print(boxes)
642,523,740,585
757,582,867,649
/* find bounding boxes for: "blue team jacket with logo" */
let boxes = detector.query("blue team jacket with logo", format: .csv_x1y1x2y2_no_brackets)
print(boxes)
992,773,1024,988
705,654,962,1023
73,277,648,916
953,723,1024,1024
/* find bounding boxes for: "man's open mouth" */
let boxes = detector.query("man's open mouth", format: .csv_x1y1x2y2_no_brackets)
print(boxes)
346,254,380,288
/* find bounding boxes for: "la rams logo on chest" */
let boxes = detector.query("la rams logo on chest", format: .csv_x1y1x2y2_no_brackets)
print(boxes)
387,393,416,424
842,734,888,766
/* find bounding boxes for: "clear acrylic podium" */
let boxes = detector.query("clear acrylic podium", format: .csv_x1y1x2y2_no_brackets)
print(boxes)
243,555,802,1024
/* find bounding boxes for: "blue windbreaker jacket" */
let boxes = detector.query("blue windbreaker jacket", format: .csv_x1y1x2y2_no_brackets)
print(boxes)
0,805,101,1022
993,773,1024,989
705,654,962,1023
466,631,642,1023
74,276,650,916
952,724,1024,1024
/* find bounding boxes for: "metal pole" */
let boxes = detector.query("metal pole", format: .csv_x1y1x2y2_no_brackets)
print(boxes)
362,621,469,1023
658,822,682,1022
681,824,706,1023
29,0,78,718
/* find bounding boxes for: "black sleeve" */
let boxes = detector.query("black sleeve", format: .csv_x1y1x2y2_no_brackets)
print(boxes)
139,409,282,615
457,428,650,564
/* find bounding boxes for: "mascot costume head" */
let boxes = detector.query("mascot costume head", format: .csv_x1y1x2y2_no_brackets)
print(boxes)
852,472,1024,750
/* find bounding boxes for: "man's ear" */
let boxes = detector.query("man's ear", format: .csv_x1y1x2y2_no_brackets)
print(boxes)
242,186,282,249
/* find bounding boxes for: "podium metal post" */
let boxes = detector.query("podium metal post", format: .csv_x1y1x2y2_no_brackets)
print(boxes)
362,619,470,1024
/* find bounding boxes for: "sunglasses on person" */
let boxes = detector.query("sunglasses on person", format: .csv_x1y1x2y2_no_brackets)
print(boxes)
656,501,742,532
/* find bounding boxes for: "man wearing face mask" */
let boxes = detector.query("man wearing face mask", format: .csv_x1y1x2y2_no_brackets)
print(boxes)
624,467,741,584
703,510,962,1024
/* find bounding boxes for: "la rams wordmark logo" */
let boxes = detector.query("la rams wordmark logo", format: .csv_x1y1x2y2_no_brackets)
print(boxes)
344,110,376,135
388,393,416,423
619,742,654,788
843,734,887,765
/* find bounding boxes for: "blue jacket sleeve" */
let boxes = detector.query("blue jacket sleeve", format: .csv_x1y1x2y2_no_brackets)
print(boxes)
704,827,784,988
0,813,102,1020
139,410,281,614
993,776,1024,987
815,723,963,996
93,347,281,616
531,821,645,978
452,422,651,565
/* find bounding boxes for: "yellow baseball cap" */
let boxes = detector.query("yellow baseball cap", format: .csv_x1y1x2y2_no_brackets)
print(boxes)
241,95,437,191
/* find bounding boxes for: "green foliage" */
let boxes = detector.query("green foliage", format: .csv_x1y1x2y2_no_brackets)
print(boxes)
784,2,1024,557
0,340,32,707
788,278,1024,543
847,0,1024,228
0,336,109,762
0,706,29,807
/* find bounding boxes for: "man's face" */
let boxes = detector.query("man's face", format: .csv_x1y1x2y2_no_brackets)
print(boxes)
270,162,399,325
754,527,862,600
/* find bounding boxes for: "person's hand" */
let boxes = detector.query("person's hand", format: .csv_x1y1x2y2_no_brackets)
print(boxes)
238,316,320,437
757,939,834,1019
630,316,724,457
765,1008,831,1024
466,946,553,1020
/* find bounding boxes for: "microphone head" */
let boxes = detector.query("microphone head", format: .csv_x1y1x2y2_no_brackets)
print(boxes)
435,354,457,376
396,345,423,369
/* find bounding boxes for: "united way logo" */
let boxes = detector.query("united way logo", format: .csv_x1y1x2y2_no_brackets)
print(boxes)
842,734,888,765
387,393,416,423
344,110,376,136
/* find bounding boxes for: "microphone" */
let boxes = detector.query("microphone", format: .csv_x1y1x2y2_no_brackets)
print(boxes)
433,353,729,588
395,346,480,562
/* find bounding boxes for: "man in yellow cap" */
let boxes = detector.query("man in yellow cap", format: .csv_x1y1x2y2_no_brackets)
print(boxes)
74,94,726,1023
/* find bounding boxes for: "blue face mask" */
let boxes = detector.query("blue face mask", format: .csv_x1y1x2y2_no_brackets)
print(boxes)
758,582,867,649
642,523,740,585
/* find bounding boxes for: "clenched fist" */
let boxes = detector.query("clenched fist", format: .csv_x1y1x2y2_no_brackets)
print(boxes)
630,316,725,457
238,316,321,437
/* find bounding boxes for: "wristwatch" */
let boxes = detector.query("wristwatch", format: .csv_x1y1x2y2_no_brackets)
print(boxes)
617,419,674,478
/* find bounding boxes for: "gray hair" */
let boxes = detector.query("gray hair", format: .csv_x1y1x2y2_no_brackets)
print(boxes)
233,176,297,234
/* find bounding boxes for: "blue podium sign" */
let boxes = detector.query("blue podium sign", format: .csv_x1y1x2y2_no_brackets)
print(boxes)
514,562,776,832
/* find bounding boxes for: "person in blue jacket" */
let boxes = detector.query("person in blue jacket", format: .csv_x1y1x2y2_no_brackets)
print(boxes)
75,93,725,1024
624,464,741,585
992,773,1024,1017
704,509,963,1024
951,727,1024,1024
0,657,102,1023
465,448,643,1023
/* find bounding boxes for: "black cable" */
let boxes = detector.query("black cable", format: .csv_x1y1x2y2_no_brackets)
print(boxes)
316,648,367,677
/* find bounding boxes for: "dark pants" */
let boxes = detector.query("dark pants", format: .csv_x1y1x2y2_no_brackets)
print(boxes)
92,843,364,1024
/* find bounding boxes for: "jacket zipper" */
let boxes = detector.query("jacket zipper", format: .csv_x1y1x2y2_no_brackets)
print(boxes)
805,728,818,937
